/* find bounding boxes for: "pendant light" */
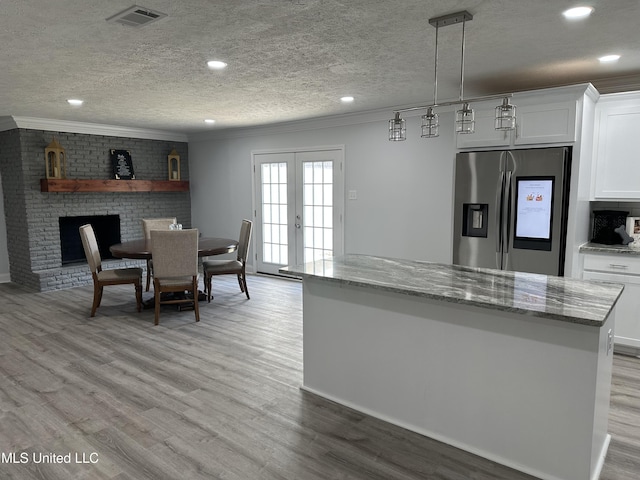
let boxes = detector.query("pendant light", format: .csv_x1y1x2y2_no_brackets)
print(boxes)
455,102,475,134
495,97,517,130
421,107,439,138
388,112,406,141
387,10,516,141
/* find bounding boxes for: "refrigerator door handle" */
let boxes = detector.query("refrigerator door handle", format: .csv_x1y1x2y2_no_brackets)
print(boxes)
503,170,513,269
495,171,505,268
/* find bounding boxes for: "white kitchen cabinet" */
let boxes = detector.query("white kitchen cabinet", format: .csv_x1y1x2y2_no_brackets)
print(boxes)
514,101,576,145
591,92,640,199
456,86,579,149
583,253,640,350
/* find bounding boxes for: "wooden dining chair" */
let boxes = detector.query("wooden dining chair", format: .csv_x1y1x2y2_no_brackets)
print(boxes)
79,224,143,317
150,229,200,325
142,217,176,291
203,219,253,302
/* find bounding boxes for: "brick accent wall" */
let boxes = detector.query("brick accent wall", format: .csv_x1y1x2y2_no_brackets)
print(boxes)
0,128,190,291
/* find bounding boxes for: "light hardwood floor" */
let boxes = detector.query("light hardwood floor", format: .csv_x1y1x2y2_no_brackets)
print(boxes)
0,275,638,479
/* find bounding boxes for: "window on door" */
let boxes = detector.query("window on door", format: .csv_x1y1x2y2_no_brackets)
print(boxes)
261,162,288,265
302,160,333,264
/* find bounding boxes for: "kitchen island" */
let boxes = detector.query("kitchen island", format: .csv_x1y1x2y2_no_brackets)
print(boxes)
281,254,623,480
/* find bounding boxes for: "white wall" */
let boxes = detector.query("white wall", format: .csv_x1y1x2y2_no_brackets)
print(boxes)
188,111,456,269
0,173,10,282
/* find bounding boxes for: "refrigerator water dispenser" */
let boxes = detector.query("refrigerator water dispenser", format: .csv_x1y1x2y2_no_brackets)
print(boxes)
462,203,488,238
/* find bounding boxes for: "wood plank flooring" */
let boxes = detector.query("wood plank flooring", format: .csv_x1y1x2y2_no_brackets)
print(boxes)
0,275,638,479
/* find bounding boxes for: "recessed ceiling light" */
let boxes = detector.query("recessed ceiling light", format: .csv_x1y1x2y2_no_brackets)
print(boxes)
67,99,84,106
562,6,594,19
340,96,355,103
204,119,216,124
599,54,621,63
207,60,227,70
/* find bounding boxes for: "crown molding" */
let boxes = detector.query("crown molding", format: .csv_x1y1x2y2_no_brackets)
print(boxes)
3,116,188,142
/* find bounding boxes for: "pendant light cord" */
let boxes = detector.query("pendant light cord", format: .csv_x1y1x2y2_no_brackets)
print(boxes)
459,18,466,102
433,24,439,106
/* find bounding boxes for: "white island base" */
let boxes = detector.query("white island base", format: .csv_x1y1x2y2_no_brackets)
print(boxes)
301,277,615,480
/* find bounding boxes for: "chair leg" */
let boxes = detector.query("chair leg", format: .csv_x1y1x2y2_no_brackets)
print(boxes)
242,274,250,299
205,273,213,302
193,278,200,322
134,282,143,312
154,280,161,325
237,274,244,292
91,284,103,317
145,260,151,292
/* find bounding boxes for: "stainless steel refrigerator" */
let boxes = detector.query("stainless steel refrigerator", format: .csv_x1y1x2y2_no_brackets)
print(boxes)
453,147,571,276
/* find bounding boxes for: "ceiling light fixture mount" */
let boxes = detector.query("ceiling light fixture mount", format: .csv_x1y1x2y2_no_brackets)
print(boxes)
389,10,516,141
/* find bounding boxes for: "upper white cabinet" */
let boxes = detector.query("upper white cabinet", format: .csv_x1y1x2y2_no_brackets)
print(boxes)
456,86,580,149
514,101,577,145
592,92,640,199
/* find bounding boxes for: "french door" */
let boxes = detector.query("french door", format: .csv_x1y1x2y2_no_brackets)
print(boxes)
253,148,344,275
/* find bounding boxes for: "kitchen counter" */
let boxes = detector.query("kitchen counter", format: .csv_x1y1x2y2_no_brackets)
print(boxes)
283,254,618,480
580,242,640,255
281,254,622,326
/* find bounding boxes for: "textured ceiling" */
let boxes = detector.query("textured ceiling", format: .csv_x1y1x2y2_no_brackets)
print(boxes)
1,0,639,135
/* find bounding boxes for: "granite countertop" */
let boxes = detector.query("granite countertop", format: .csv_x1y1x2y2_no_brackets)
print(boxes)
280,254,623,327
580,242,640,255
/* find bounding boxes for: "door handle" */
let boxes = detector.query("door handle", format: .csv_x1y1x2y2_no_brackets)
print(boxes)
495,171,505,254
503,170,513,255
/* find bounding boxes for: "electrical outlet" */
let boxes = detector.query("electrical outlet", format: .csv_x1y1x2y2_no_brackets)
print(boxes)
348,190,357,200
607,329,613,355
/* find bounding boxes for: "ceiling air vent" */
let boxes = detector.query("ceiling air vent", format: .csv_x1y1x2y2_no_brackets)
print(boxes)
106,5,167,27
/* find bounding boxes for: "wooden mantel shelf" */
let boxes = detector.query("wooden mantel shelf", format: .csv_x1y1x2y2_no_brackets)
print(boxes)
40,179,189,193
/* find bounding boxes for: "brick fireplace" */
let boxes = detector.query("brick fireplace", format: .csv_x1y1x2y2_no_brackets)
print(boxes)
0,128,190,291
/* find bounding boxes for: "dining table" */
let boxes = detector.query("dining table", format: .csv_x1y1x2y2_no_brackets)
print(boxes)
109,236,239,308
109,236,238,260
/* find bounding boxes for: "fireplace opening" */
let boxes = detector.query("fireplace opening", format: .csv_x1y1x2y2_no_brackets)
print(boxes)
59,215,121,265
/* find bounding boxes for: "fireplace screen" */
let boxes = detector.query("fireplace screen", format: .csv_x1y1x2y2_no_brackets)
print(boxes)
59,215,121,265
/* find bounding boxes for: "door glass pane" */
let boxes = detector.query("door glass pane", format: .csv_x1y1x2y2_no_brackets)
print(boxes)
302,160,334,264
261,162,288,265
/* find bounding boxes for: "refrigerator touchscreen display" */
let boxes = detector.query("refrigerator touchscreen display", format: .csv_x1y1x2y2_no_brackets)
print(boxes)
514,176,554,251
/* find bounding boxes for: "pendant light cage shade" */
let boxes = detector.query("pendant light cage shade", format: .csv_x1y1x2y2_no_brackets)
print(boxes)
455,103,475,134
389,113,406,141
421,107,439,138
495,97,517,130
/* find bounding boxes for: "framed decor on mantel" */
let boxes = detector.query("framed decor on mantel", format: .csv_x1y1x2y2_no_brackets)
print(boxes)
110,149,135,180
